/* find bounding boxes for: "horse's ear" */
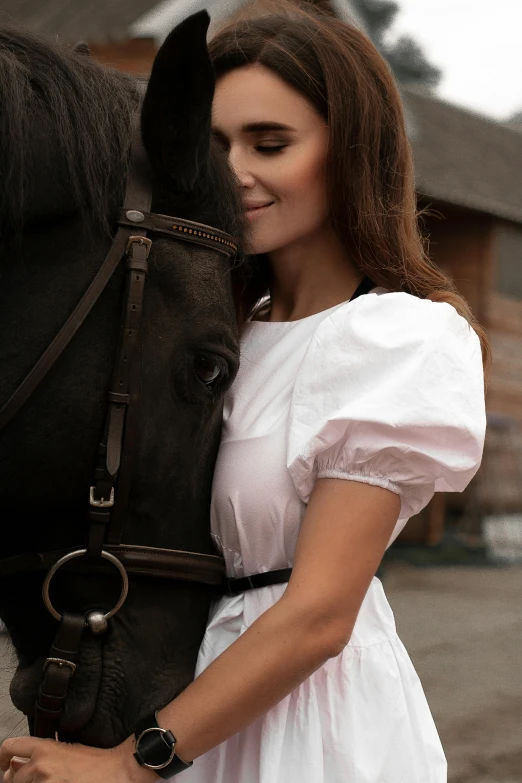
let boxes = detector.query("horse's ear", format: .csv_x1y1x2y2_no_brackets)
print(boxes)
141,10,214,191
73,41,91,56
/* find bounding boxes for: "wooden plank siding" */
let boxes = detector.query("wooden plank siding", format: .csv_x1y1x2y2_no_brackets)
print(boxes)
89,38,157,74
420,204,494,321
396,205,495,544
485,224,522,428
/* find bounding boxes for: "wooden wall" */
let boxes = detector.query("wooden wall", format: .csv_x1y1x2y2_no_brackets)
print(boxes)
420,203,494,321
481,222,522,514
486,221,522,426
89,38,156,74
397,207,522,542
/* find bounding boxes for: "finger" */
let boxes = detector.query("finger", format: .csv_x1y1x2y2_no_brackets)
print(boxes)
0,739,42,771
9,759,29,773
3,768,13,783
10,762,34,783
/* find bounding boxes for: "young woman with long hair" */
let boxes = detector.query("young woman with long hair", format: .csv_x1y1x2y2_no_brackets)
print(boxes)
0,4,487,782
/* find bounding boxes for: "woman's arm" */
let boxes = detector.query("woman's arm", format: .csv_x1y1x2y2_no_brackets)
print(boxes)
121,477,401,773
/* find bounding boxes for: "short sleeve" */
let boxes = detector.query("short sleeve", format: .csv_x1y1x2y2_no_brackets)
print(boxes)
287,290,486,520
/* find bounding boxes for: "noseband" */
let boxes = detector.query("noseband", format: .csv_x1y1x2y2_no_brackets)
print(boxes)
0,130,238,738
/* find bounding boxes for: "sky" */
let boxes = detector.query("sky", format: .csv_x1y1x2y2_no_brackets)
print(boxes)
386,0,522,120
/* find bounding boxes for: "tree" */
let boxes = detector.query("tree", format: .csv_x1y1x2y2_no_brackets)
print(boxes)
352,0,441,89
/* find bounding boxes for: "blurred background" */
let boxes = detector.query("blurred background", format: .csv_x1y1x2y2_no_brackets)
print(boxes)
0,1,521,780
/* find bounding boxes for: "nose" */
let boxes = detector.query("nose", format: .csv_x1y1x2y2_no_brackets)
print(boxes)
228,147,256,189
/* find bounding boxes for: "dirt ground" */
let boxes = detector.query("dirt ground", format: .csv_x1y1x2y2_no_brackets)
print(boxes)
383,563,522,783
1,563,521,782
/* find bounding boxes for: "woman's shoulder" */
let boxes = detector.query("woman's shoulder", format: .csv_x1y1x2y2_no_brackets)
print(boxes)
287,286,486,510
312,286,478,354
293,285,484,419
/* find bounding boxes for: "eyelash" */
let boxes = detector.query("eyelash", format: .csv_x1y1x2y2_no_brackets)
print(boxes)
255,145,287,154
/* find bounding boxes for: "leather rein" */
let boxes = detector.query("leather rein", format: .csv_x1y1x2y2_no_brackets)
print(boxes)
0,131,238,738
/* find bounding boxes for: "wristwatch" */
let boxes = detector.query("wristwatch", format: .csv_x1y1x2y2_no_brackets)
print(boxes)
134,711,193,779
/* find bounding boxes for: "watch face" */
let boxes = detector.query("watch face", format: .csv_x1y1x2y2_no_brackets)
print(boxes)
134,713,192,775
135,726,176,770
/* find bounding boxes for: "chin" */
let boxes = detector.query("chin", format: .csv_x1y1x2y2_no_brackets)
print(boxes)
245,230,287,256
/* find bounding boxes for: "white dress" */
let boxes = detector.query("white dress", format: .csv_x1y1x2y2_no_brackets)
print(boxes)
182,287,486,783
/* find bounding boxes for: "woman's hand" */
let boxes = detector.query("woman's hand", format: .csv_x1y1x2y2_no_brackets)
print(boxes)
0,734,158,783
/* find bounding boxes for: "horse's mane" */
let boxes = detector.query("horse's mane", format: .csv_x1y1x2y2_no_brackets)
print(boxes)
0,27,139,241
0,28,141,240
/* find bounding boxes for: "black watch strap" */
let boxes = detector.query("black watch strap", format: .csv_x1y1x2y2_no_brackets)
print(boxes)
134,711,193,779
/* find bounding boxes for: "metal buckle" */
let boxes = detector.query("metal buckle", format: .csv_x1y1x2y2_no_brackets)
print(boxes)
43,657,77,676
135,726,177,770
126,235,152,258
89,486,114,508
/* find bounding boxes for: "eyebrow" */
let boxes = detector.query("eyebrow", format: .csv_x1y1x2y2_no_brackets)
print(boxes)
212,121,297,138
242,121,297,133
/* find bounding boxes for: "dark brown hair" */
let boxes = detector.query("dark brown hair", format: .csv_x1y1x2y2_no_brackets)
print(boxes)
209,2,490,380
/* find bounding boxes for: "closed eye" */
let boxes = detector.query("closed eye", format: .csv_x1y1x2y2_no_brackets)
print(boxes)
255,145,287,154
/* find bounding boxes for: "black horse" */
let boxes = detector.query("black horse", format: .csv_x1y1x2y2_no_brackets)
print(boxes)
0,12,245,747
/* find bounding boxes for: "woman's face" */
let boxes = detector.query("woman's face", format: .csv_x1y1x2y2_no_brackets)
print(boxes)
212,64,330,255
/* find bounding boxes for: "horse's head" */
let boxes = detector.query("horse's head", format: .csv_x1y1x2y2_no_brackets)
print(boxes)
0,12,245,746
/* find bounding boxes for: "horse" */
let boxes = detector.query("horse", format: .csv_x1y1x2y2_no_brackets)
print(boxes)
0,11,245,748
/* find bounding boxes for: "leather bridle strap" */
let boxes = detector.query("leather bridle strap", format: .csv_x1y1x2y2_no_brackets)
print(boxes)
0,144,237,438
117,211,238,256
0,544,225,585
86,131,152,558
0,227,133,433
34,612,86,739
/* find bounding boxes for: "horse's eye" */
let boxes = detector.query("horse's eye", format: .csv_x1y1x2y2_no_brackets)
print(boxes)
193,355,223,386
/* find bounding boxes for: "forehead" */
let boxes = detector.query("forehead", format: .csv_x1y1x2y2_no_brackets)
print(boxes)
212,64,323,133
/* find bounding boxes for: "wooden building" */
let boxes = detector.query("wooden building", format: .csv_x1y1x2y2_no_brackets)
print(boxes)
403,90,522,543
3,0,522,545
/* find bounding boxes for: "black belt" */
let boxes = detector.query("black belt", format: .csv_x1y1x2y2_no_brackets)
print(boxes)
225,568,292,594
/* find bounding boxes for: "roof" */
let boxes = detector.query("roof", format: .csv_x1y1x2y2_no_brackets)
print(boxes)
0,0,159,42
131,0,366,42
0,0,366,43
404,87,522,224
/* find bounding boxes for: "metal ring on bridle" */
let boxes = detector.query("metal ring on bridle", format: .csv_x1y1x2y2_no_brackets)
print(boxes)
42,548,129,623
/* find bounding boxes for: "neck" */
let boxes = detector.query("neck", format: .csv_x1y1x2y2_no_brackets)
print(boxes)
265,222,361,321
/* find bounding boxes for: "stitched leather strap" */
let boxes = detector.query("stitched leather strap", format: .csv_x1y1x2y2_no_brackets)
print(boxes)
34,612,86,738
0,544,225,585
118,210,237,256
0,228,132,433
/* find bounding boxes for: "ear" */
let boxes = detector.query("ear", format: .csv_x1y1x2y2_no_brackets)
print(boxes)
141,10,215,191
72,41,91,56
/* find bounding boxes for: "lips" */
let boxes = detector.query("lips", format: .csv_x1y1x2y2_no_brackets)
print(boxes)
244,202,274,217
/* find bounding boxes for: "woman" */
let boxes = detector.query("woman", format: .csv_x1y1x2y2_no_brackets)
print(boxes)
1,5,487,783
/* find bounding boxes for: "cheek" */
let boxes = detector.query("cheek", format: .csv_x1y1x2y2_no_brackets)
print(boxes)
276,147,327,206
250,152,329,253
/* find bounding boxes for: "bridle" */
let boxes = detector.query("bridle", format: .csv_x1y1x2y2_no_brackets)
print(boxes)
0,129,239,738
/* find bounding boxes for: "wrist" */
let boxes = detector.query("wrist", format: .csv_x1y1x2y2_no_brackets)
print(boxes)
118,735,159,783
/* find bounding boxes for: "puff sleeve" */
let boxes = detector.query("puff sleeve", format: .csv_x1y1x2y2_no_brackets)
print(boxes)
287,290,486,521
